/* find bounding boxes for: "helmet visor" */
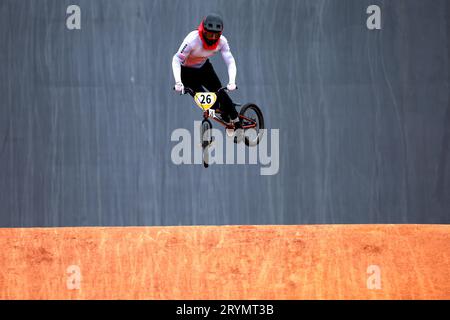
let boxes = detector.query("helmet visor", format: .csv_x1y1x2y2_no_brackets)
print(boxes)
203,30,221,41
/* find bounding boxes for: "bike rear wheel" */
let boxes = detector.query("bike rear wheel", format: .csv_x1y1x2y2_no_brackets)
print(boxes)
239,103,265,146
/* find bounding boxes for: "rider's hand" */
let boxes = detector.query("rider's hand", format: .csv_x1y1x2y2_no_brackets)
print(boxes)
227,83,237,91
174,82,184,93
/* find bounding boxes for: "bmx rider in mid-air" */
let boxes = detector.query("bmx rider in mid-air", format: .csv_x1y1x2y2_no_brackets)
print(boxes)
172,13,242,131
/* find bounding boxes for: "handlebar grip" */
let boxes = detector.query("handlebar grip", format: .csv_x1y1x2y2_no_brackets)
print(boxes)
173,86,186,95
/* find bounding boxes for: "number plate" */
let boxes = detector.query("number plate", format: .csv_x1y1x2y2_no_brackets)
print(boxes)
194,92,217,110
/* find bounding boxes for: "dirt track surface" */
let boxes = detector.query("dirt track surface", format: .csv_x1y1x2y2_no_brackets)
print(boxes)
0,225,448,299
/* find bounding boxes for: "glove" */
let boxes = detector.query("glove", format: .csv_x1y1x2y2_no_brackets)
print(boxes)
174,82,184,93
227,83,237,91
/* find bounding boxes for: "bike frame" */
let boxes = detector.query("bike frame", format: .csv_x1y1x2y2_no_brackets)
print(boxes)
182,87,258,130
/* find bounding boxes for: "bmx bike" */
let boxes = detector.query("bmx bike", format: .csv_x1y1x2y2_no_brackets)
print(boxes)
175,86,264,168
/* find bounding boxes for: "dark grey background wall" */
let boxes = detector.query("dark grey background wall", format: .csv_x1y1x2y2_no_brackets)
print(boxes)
0,0,449,227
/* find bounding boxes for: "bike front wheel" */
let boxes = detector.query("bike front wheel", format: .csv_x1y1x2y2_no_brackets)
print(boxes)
200,119,213,168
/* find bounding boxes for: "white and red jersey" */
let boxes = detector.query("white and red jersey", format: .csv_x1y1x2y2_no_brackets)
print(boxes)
172,30,237,85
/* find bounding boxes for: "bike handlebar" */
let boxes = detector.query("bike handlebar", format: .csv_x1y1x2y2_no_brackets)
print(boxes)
173,86,234,95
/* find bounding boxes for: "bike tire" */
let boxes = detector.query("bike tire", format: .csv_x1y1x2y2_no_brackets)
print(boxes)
201,119,213,168
239,103,265,146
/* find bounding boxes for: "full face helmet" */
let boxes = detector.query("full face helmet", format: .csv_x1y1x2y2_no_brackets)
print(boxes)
198,13,223,50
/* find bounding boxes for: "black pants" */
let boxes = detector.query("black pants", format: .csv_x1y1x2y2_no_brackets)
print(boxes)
181,59,238,119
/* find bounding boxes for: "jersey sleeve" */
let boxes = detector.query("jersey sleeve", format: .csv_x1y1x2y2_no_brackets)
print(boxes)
172,34,193,83
220,37,237,84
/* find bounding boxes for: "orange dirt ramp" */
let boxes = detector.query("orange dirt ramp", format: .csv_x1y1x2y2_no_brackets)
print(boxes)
0,225,449,299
